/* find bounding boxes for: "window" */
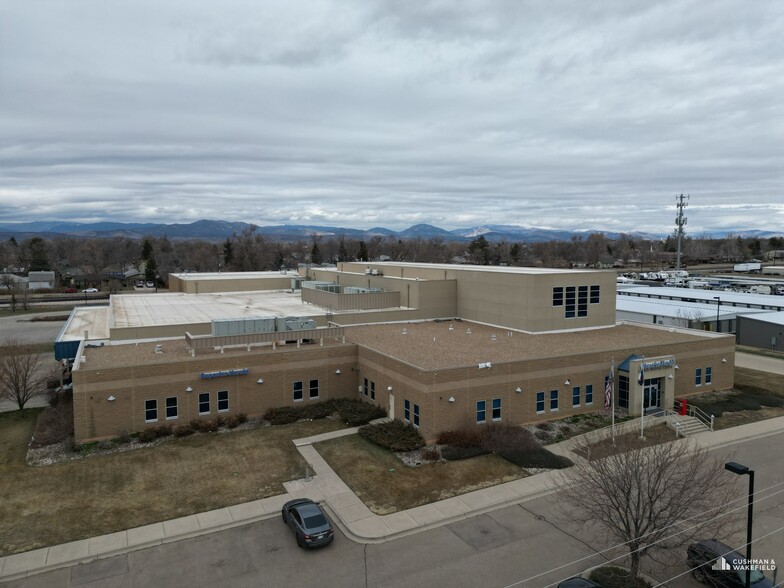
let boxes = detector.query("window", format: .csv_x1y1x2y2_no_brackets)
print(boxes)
144,399,158,423
491,398,501,421
550,389,559,411
198,392,210,415
536,392,545,414
309,379,319,399
363,378,368,396
165,396,178,420
404,399,410,423
585,384,593,405
552,287,564,307
705,367,712,384
590,285,600,304
413,404,420,427
293,381,303,401
618,375,629,408
565,287,576,318
695,368,702,386
577,285,588,317
217,390,229,412
370,381,375,400
572,386,580,407
476,400,486,423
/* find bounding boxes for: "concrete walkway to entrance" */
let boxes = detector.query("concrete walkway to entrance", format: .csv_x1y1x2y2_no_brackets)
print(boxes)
2,416,783,582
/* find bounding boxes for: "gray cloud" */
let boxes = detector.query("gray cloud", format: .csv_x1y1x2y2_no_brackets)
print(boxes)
0,0,782,235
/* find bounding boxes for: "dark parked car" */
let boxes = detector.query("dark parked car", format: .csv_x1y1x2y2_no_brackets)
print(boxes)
281,498,334,548
687,540,773,587
557,577,602,587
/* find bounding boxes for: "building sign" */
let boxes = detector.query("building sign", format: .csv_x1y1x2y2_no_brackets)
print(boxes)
200,368,250,380
642,358,676,371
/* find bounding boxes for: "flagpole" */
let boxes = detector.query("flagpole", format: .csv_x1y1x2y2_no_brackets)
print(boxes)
639,362,645,440
611,357,615,446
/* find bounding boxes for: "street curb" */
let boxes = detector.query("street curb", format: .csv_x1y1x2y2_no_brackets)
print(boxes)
0,511,280,583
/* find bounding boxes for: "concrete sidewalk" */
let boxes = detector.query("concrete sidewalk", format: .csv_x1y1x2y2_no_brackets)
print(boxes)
2,416,782,583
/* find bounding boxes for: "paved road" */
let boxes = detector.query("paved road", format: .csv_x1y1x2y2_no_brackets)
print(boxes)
0,312,66,413
0,311,68,345
6,432,782,588
736,351,784,375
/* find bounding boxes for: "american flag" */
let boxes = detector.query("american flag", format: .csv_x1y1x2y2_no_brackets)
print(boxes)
604,363,614,410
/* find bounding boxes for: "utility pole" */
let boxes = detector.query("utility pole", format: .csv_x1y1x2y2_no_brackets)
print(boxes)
675,194,689,271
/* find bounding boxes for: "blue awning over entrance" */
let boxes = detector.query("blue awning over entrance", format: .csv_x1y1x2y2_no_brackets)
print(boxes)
618,354,642,373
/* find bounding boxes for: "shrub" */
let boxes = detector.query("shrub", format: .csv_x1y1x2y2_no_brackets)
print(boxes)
498,446,573,469
173,424,195,437
441,445,490,461
333,399,386,426
436,428,482,448
202,418,221,433
138,427,159,443
421,447,441,461
264,406,301,425
98,440,113,451
300,403,334,420
358,420,425,452
189,419,206,432
115,430,132,445
236,412,248,424
225,414,246,429
480,424,538,454
535,422,554,431
153,424,172,438
31,396,74,447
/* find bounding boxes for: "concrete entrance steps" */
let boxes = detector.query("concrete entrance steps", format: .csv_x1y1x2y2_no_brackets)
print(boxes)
668,415,710,436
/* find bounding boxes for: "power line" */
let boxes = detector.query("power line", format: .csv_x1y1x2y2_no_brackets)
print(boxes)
652,524,784,587
503,479,784,588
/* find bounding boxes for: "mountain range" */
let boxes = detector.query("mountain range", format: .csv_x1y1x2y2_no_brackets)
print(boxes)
0,220,779,243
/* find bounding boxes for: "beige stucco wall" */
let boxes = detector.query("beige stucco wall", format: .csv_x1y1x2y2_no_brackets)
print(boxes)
314,263,616,332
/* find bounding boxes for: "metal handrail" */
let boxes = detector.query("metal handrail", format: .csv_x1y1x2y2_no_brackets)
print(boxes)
688,404,715,431
662,409,686,438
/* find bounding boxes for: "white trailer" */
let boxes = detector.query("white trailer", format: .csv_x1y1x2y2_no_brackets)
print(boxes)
734,262,762,273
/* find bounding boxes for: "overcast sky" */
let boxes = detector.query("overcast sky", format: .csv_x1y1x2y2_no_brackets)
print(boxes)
1,1,782,235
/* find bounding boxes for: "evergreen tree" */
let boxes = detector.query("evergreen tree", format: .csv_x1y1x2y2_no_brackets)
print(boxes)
357,241,369,262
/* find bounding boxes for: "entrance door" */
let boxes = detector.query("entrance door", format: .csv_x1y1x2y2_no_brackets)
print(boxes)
388,392,395,420
643,378,661,409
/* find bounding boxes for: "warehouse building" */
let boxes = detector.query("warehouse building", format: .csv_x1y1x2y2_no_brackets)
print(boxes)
68,263,735,443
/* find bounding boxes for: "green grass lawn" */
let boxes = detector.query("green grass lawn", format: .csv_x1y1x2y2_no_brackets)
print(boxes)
0,411,345,556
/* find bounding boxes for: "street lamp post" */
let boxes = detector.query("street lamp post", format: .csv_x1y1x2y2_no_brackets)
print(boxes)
725,461,755,588
713,296,721,333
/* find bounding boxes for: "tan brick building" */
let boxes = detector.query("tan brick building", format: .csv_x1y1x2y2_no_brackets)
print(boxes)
69,263,735,442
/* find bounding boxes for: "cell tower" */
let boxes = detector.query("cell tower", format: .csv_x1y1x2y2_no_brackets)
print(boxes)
675,194,688,271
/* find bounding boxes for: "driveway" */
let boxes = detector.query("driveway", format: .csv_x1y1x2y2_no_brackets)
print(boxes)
736,351,784,375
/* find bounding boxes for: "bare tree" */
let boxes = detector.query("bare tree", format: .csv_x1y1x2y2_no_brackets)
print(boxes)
559,433,740,582
0,339,53,410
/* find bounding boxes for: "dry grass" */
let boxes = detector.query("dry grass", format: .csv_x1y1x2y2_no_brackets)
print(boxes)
0,410,344,556
315,434,524,514
688,367,784,429
575,424,679,460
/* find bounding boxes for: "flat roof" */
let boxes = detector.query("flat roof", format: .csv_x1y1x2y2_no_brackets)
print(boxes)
78,319,723,373
110,290,345,329
344,320,718,370
80,334,350,371
62,289,409,343
739,310,784,327
619,286,784,309
346,262,606,275
60,306,112,340
615,297,765,320
170,270,299,282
